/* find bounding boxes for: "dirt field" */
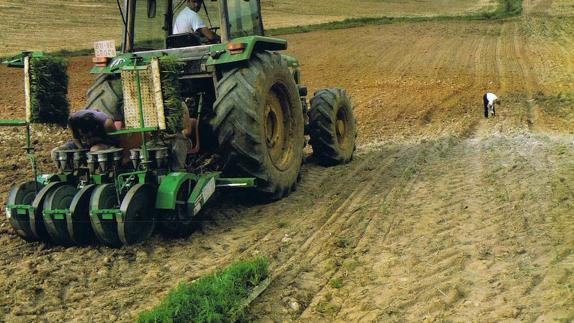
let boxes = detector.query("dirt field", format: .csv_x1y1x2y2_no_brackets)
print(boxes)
0,0,497,57
1,0,574,321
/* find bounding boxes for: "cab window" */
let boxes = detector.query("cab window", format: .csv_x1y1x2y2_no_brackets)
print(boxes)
226,0,263,39
133,0,170,49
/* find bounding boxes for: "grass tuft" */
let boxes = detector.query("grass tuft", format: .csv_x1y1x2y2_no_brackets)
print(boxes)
158,55,184,135
330,278,343,289
138,257,269,323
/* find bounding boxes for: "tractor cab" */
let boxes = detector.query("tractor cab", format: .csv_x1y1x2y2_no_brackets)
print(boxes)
123,0,264,52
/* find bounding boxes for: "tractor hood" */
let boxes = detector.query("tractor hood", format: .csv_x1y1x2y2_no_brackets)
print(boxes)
90,45,214,74
91,36,288,74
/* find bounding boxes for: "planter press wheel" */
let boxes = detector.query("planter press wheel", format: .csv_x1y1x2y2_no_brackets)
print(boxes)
67,184,97,245
6,181,44,241
118,184,156,245
90,184,122,248
160,179,197,238
43,184,79,246
30,182,65,242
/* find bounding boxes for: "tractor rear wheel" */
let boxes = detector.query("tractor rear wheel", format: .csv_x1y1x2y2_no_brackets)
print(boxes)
309,88,357,166
84,74,124,121
212,52,304,199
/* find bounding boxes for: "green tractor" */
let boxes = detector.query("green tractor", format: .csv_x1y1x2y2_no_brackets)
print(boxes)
2,0,357,247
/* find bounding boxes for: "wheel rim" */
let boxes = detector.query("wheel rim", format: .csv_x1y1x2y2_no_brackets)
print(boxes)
68,184,97,245
90,184,122,248
43,185,78,246
264,84,295,171
336,105,352,147
118,184,156,245
6,181,43,241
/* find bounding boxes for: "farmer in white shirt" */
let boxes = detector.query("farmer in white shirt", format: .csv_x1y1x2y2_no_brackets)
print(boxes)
173,0,220,43
483,92,499,118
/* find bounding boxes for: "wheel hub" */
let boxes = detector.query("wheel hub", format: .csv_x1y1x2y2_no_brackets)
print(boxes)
336,107,350,146
265,108,279,148
264,87,294,171
336,120,346,139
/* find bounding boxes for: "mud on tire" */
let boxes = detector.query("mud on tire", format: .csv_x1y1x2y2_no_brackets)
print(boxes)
309,88,357,166
211,51,305,200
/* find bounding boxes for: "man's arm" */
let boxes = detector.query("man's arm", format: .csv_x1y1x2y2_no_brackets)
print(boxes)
198,27,220,43
103,118,117,133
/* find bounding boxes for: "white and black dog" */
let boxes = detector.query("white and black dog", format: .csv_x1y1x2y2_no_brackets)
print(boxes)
483,92,499,118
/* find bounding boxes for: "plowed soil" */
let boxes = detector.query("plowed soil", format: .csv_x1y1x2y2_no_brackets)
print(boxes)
1,0,574,321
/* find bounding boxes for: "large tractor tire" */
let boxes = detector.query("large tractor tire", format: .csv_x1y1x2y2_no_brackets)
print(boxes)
84,74,124,121
212,52,305,200
309,88,357,166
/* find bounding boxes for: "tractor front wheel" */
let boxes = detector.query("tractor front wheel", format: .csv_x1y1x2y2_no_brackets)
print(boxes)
212,52,305,200
309,88,357,166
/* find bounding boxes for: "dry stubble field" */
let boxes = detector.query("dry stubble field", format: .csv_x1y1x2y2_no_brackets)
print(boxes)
1,0,574,321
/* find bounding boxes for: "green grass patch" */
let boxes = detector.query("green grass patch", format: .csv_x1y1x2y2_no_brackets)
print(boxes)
277,220,289,228
29,56,70,125
138,257,269,323
330,278,343,289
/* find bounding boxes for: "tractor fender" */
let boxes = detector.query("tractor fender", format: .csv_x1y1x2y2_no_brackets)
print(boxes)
155,172,197,210
206,36,288,66
281,54,302,84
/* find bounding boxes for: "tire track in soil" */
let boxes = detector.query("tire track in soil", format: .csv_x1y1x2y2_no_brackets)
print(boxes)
459,134,574,321
248,145,422,317
295,139,462,321
297,134,573,321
